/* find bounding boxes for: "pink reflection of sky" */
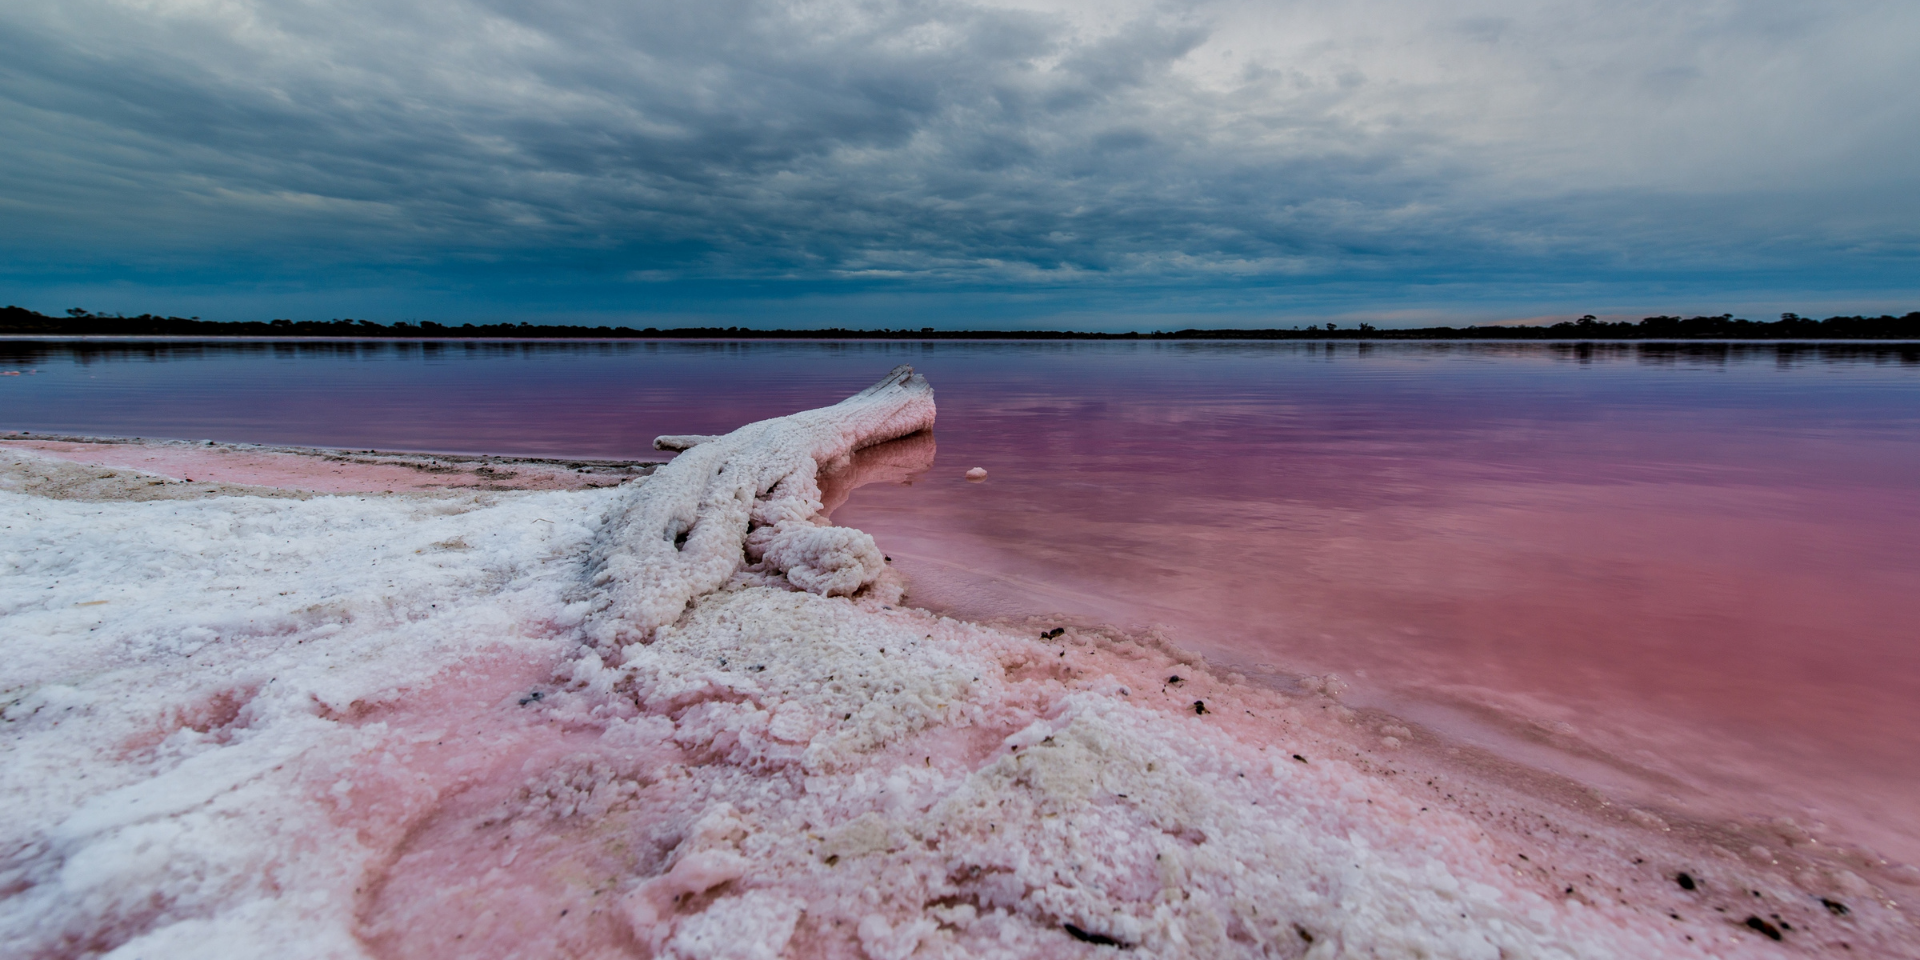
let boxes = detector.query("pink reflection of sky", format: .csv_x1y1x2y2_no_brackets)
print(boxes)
832,356,1920,864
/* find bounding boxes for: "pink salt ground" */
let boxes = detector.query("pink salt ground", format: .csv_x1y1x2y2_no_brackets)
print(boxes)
9,435,1918,958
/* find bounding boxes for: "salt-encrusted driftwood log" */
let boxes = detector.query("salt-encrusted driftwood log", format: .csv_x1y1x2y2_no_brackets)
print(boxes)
585,366,935,645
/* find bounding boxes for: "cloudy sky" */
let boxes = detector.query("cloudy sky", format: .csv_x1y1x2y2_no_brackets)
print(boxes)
2,0,1915,327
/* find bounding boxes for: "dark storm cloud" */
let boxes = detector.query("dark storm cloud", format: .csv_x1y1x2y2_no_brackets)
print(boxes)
0,0,1915,321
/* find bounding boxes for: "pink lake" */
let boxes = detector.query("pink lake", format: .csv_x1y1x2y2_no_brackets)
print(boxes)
7,337,1920,865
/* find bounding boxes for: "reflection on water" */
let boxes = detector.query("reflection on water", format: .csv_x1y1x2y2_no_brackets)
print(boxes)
6,338,1920,366
7,337,1920,862
815,431,938,516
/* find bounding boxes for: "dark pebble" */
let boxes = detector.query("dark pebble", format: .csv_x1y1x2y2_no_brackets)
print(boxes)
1063,923,1129,948
1744,916,1783,941
1676,872,1696,891
1193,700,1207,715
1821,898,1850,916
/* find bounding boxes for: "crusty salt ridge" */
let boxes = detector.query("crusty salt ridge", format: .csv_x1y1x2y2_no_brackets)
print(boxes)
1,373,1911,959
584,365,935,646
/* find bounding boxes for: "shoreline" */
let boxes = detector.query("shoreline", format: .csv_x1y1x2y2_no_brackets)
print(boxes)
6,303,1920,341
3,407,1914,956
10,334,1920,344
2,433,659,496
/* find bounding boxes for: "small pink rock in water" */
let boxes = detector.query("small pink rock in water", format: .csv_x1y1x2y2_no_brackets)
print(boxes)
965,467,988,481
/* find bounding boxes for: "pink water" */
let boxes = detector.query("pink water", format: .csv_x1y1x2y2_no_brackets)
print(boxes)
8,337,1920,864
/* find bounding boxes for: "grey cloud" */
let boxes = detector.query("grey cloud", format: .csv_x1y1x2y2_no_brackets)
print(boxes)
0,0,1915,313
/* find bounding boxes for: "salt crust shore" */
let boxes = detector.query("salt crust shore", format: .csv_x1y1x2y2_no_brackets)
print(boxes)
2,370,1913,959
0,434,657,496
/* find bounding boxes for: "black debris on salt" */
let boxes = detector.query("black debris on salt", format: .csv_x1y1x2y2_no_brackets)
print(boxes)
1062,923,1130,948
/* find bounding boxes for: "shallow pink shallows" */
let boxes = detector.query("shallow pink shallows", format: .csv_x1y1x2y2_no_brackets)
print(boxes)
831,342,1920,866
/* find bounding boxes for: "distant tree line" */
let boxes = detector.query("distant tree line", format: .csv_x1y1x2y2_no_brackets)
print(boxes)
4,305,1917,340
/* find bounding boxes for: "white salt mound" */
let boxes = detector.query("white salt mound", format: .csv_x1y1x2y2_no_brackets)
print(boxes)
587,365,933,646
1,369,1902,959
